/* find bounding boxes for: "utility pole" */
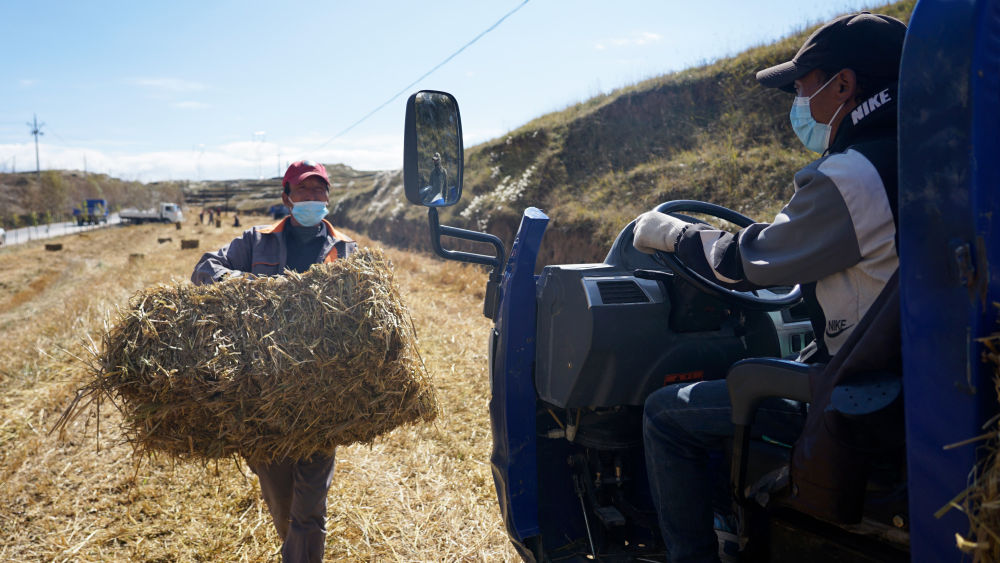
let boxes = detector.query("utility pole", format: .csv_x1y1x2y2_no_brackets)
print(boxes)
27,114,44,175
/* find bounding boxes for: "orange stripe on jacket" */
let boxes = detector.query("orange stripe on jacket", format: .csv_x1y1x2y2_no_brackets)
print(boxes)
321,219,354,242
259,217,348,263
258,216,290,234
259,217,352,241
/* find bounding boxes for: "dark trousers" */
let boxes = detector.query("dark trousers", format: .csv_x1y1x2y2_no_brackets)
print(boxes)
251,451,337,563
643,381,805,563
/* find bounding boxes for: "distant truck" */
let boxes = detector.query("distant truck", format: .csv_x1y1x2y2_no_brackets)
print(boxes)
119,203,184,224
73,199,109,225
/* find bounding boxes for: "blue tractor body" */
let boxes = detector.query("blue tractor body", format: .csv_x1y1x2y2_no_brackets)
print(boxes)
488,207,547,545
404,0,1000,559
898,0,1000,559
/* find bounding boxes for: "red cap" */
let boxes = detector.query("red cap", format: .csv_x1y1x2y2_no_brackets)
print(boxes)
283,160,329,187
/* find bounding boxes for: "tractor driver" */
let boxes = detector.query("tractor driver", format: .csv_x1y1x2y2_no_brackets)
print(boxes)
631,13,906,562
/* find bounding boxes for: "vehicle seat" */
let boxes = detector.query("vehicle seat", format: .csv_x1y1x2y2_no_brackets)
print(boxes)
727,271,905,550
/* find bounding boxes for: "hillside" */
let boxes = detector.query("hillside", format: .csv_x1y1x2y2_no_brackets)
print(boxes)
324,0,914,266
182,164,387,216
0,171,186,229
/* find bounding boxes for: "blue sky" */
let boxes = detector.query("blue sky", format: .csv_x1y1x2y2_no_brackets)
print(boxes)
0,0,883,182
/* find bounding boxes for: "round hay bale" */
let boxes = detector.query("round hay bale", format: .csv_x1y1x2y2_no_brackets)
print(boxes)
45,243,63,251
62,248,436,465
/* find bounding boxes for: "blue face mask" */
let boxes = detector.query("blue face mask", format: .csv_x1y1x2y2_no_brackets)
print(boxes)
790,73,846,154
290,200,328,227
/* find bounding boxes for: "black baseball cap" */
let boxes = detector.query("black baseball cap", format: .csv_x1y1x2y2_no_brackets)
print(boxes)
756,12,907,93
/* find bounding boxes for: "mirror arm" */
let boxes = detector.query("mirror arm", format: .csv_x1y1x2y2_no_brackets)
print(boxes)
428,207,505,270
428,208,506,319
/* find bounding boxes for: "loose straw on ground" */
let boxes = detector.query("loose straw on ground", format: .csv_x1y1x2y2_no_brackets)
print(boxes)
56,248,437,465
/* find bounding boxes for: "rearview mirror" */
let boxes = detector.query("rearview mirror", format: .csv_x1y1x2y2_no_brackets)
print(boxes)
404,90,463,206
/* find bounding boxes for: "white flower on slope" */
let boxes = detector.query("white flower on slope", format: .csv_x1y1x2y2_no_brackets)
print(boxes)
461,165,536,230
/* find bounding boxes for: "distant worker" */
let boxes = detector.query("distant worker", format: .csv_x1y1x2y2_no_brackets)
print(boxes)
633,12,906,562
191,160,356,563
232,213,241,228
270,203,290,219
199,209,205,225
208,209,214,225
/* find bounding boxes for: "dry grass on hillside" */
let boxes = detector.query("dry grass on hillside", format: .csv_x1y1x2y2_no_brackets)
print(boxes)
0,217,516,561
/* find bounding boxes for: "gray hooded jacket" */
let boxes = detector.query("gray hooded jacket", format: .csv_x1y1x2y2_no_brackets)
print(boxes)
675,85,900,359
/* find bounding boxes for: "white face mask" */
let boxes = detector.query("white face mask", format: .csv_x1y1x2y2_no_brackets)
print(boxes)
290,200,328,227
789,73,846,154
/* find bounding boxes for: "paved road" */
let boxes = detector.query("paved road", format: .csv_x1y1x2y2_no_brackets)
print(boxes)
2,214,122,246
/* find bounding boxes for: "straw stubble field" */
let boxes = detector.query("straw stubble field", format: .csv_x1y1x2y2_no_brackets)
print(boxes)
0,217,518,561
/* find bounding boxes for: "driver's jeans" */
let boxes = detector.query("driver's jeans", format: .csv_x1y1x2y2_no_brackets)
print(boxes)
643,379,806,563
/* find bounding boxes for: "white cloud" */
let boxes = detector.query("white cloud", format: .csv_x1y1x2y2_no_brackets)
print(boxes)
129,78,207,92
0,134,402,182
171,101,210,110
18,79,37,87
464,127,505,145
596,31,663,50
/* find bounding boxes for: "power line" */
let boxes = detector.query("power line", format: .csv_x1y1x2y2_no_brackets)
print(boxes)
315,0,530,150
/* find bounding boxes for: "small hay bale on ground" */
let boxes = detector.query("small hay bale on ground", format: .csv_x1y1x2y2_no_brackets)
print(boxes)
45,243,63,251
59,248,437,465
180,239,199,249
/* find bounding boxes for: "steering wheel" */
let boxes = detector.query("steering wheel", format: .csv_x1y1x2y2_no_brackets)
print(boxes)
641,200,802,311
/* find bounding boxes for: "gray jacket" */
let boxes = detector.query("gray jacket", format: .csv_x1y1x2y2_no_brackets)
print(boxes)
676,85,900,358
191,217,357,285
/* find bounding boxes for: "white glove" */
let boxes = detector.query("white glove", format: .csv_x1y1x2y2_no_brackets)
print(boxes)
632,211,690,254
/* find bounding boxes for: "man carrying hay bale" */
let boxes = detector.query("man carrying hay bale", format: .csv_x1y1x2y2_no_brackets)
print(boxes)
192,160,356,563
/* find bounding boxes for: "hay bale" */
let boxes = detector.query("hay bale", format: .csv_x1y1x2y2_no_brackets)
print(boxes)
953,303,1000,561
45,243,63,251
60,249,436,465
180,239,199,249
157,237,172,244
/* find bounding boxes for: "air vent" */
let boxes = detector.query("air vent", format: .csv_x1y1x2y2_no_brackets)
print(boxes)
597,280,649,304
